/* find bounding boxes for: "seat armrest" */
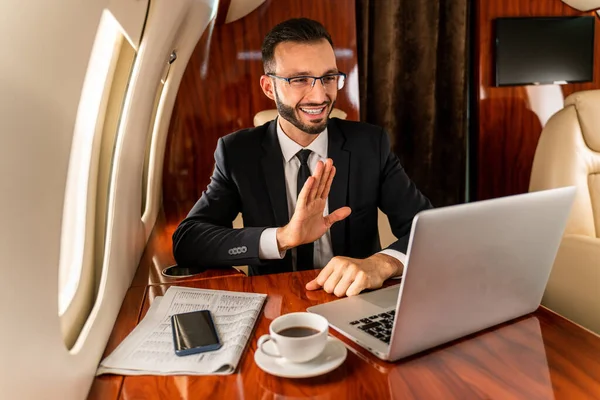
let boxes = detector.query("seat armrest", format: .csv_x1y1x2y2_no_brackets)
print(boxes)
543,234,600,334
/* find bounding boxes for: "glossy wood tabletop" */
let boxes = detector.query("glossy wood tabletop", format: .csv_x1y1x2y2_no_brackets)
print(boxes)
94,270,600,400
130,211,244,287
87,285,146,400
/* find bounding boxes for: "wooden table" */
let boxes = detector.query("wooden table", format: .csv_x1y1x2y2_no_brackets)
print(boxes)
88,285,147,400
91,270,600,399
130,214,244,287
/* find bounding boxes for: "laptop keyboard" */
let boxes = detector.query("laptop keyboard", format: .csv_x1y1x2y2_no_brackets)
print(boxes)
349,310,395,344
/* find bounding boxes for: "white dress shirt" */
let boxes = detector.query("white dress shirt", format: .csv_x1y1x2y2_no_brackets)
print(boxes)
258,120,406,271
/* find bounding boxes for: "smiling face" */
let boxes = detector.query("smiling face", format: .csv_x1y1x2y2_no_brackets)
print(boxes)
260,39,339,138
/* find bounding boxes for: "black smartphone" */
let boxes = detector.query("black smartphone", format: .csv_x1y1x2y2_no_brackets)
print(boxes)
171,310,222,356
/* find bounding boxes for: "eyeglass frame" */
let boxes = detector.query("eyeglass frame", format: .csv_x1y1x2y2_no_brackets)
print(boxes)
266,72,347,91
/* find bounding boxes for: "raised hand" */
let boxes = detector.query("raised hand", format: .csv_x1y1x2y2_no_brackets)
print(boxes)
276,158,351,251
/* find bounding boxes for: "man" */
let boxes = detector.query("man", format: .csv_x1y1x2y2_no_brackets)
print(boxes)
173,18,432,297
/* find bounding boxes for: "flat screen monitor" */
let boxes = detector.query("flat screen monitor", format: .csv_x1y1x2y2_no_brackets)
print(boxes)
494,17,595,86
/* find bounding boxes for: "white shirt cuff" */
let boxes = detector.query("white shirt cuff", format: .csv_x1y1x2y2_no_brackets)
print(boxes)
259,228,286,260
379,249,406,279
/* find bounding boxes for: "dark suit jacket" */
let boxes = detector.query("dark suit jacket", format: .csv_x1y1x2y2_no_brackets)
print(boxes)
172,118,432,275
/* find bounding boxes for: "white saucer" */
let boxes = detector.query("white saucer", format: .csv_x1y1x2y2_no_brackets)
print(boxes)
254,336,347,378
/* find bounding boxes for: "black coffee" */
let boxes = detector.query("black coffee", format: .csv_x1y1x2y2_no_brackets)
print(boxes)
277,326,320,337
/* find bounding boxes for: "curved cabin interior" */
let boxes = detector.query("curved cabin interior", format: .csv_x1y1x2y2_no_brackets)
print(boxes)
2,0,600,399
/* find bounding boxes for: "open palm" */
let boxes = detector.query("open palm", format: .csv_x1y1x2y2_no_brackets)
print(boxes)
279,158,351,249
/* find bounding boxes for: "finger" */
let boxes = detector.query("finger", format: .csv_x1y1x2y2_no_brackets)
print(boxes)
305,263,334,290
296,176,315,209
321,165,336,199
316,159,333,199
346,273,369,296
315,159,332,199
323,268,344,294
308,161,324,202
325,206,352,227
305,278,321,291
333,273,355,297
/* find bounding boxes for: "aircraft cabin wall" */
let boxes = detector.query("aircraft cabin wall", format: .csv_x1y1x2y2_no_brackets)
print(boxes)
0,0,258,398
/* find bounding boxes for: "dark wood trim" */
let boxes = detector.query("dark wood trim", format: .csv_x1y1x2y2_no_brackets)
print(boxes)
215,0,232,25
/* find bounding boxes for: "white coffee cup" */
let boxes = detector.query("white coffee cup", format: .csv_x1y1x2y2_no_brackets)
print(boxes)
257,312,329,363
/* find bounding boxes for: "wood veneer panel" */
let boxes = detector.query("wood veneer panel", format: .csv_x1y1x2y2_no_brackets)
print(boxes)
115,271,600,399
474,0,600,200
162,0,359,225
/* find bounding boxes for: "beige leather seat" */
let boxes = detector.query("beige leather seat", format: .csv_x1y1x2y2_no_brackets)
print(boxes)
530,90,600,334
561,0,600,14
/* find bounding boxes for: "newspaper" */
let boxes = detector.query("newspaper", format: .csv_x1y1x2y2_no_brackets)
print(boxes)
96,286,267,375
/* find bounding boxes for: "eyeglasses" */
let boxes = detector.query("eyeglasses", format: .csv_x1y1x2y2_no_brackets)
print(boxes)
267,72,347,91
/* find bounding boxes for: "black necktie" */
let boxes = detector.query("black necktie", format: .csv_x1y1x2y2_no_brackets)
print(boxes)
296,149,314,270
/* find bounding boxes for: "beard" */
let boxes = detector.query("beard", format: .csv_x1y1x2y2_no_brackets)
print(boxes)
274,86,333,135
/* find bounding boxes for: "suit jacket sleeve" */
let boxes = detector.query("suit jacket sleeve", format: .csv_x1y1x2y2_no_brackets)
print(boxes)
172,137,267,268
378,128,433,254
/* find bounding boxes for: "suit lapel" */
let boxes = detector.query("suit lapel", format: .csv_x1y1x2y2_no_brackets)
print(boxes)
327,119,350,256
261,120,289,228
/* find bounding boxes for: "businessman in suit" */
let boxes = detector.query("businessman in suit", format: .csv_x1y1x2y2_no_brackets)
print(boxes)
173,18,432,297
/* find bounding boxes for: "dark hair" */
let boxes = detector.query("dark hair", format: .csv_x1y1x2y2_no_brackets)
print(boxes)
261,18,333,73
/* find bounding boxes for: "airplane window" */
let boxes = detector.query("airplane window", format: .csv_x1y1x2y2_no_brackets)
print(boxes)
58,9,135,349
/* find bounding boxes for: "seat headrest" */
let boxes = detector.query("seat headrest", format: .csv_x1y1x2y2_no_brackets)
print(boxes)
561,0,600,11
565,90,600,152
224,0,266,23
253,108,348,127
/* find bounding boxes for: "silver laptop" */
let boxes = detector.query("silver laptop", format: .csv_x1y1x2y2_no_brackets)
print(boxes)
308,187,576,361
